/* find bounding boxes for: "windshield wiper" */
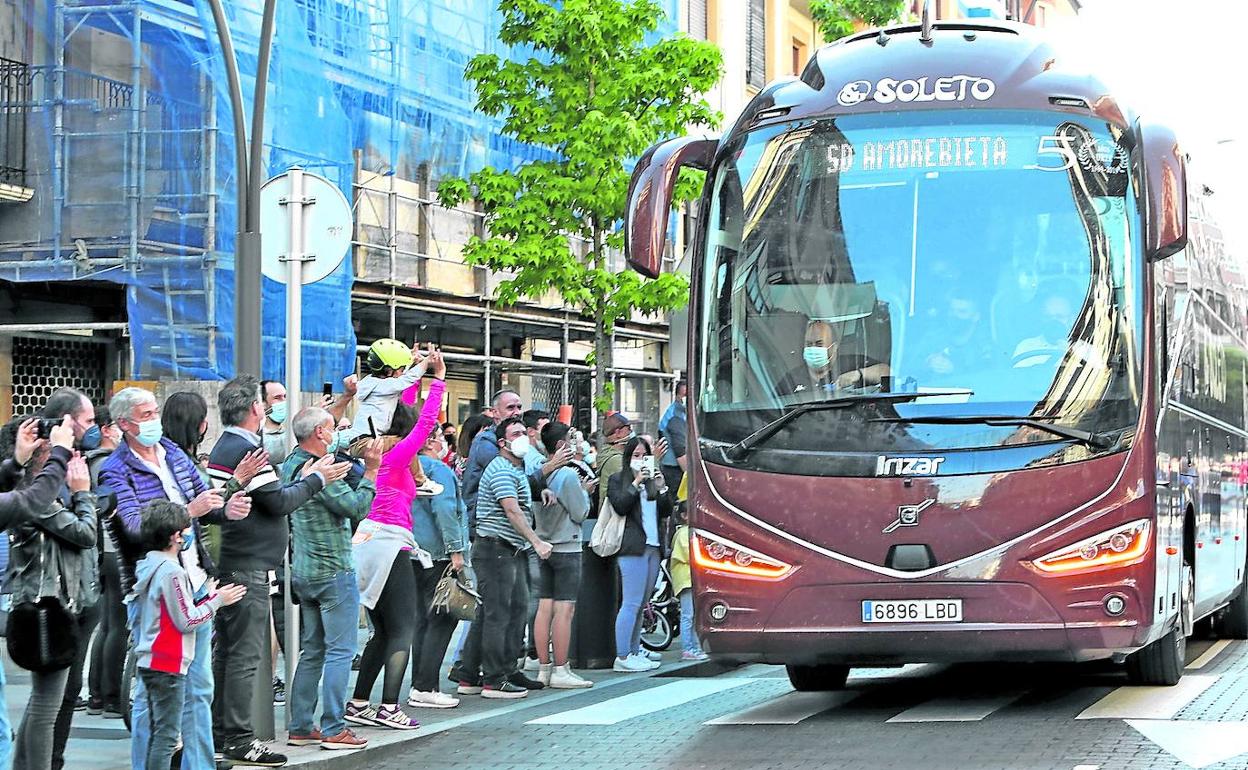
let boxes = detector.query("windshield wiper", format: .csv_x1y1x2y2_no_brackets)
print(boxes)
721,391,975,462
869,414,1117,451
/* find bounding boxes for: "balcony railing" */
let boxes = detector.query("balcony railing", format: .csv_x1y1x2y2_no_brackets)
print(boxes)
0,57,32,187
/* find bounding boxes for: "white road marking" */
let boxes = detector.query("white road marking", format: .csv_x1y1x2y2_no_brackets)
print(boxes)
885,691,1028,723
1075,675,1217,720
1185,639,1232,670
705,690,859,725
1127,720,1248,769
526,679,754,725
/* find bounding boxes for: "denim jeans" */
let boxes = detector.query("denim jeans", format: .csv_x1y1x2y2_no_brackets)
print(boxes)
678,589,701,653
615,546,661,658
0,649,12,770
52,604,99,770
131,584,215,770
139,669,187,770
461,538,528,687
211,569,271,747
290,571,359,739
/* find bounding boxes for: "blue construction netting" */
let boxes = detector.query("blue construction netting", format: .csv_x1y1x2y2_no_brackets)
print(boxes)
0,0,680,384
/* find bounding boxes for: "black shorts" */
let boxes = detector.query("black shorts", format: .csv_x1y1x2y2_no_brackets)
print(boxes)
538,551,582,601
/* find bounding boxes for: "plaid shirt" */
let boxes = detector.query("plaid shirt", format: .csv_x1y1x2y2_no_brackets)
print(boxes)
280,447,376,582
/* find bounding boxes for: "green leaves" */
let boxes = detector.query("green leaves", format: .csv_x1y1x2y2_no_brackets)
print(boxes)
439,0,722,409
810,0,906,40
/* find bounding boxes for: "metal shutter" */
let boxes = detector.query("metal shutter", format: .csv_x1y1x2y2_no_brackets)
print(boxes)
687,0,708,39
746,0,766,89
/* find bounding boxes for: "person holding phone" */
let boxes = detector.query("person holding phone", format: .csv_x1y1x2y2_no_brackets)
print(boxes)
606,436,672,673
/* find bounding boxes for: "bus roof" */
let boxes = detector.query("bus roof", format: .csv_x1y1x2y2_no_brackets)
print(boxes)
730,21,1130,140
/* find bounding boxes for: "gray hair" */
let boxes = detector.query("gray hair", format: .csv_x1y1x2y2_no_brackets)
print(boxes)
109,387,157,423
292,407,333,443
218,374,260,428
492,388,520,407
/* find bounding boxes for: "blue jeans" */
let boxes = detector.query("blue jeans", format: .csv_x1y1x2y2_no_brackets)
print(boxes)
615,546,661,658
139,669,186,770
290,571,360,738
131,586,215,770
678,589,701,653
0,650,12,770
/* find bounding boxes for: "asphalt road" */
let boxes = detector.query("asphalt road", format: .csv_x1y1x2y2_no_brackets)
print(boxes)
368,638,1248,770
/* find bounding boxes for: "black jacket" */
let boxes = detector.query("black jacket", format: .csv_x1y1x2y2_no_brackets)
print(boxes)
1,448,99,612
607,471,672,557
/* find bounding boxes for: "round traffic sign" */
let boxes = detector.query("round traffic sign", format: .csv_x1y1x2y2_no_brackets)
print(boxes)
258,169,353,285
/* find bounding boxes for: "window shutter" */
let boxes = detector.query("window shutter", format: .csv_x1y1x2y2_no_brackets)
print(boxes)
687,0,708,39
746,0,766,89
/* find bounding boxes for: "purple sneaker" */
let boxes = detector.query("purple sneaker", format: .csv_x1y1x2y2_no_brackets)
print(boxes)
374,704,421,730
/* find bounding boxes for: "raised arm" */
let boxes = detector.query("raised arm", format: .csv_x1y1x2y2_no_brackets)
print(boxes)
384,367,446,470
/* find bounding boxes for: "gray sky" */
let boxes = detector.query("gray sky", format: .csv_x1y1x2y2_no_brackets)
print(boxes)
1049,0,1247,251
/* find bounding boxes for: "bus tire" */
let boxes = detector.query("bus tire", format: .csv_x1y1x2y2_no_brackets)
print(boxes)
1127,562,1192,686
786,664,850,691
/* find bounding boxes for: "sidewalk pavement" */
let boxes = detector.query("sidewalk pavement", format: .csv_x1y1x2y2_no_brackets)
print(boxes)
5,634,694,770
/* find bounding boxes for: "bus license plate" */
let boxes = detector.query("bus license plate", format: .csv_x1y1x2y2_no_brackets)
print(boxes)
862,599,963,623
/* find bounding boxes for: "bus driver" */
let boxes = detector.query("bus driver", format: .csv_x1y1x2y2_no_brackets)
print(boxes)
776,318,890,396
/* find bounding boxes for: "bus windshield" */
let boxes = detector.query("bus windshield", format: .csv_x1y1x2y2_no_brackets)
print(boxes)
697,109,1143,465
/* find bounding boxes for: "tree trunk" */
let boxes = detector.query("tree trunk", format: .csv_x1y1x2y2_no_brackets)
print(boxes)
590,224,613,433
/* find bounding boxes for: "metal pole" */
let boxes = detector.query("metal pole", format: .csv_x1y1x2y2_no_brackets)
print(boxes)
282,166,307,731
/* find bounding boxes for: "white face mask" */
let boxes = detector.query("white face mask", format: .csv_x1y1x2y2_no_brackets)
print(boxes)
508,435,531,458
630,458,646,473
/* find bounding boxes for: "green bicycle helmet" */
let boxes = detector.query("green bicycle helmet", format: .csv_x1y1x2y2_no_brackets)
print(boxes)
365,338,411,373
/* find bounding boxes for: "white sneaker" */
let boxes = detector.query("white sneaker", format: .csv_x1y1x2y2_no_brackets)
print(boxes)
523,656,541,673
549,664,593,689
643,650,662,662
613,655,652,672
407,689,460,709
414,478,444,497
633,652,661,670
538,662,552,686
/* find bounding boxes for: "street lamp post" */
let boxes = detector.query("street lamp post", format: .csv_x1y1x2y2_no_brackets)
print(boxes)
205,0,279,742
206,0,276,378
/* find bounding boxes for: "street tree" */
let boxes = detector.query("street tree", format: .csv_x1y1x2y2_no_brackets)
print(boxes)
437,0,721,414
810,0,907,40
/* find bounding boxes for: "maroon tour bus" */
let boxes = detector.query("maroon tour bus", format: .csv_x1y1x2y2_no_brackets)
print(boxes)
625,19,1248,688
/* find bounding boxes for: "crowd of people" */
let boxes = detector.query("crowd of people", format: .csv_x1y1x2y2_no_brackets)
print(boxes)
0,337,694,769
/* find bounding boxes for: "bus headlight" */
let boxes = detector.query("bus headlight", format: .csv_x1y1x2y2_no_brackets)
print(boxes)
1028,519,1151,575
692,529,794,580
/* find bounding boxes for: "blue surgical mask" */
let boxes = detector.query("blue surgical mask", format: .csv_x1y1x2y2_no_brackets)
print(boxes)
136,419,163,448
268,402,288,424
585,451,597,466
79,425,102,451
326,430,346,454
179,528,194,552
803,346,831,369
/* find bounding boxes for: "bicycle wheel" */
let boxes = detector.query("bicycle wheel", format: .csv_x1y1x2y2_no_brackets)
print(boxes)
640,606,674,652
120,645,137,732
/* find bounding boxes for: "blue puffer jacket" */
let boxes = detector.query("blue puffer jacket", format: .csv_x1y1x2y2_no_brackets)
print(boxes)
97,438,224,592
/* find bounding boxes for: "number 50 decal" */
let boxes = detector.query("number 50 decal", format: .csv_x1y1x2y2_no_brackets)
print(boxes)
1029,135,1077,172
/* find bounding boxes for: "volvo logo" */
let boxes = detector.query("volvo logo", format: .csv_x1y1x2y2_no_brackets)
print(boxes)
883,499,936,534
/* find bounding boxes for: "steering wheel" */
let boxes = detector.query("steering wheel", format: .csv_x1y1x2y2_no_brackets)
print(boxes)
1011,346,1068,368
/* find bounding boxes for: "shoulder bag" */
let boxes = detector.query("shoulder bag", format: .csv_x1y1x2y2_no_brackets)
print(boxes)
590,494,626,557
7,531,79,672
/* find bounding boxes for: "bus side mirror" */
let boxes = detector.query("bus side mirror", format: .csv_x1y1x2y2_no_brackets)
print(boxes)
625,136,718,278
1139,120,1187,261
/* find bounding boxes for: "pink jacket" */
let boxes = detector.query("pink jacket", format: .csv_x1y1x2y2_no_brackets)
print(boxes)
367,377,446,531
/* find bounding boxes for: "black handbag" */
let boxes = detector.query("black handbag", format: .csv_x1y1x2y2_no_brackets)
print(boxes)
431,565,481,622
6,532,79,672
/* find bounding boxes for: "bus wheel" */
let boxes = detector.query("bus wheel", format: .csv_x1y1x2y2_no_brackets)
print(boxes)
786,664,850,691
1127,561,1192,686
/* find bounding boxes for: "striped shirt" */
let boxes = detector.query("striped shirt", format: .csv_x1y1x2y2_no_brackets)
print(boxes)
474,455,532,550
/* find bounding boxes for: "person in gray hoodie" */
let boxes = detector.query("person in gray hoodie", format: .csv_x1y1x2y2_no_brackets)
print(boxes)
131,500,246,770
532,421,596,689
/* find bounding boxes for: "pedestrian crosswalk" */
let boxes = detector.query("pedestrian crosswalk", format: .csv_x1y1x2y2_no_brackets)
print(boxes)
524,650,1240,730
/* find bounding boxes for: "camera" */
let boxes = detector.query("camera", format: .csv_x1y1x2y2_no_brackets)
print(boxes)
35,417,61,440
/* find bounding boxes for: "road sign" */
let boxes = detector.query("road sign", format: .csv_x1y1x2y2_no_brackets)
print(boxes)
258,169,352,285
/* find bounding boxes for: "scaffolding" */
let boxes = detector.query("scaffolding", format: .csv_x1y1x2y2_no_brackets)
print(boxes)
0,0,681,393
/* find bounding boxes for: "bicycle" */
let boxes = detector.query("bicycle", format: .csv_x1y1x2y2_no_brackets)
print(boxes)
640,560,680,652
